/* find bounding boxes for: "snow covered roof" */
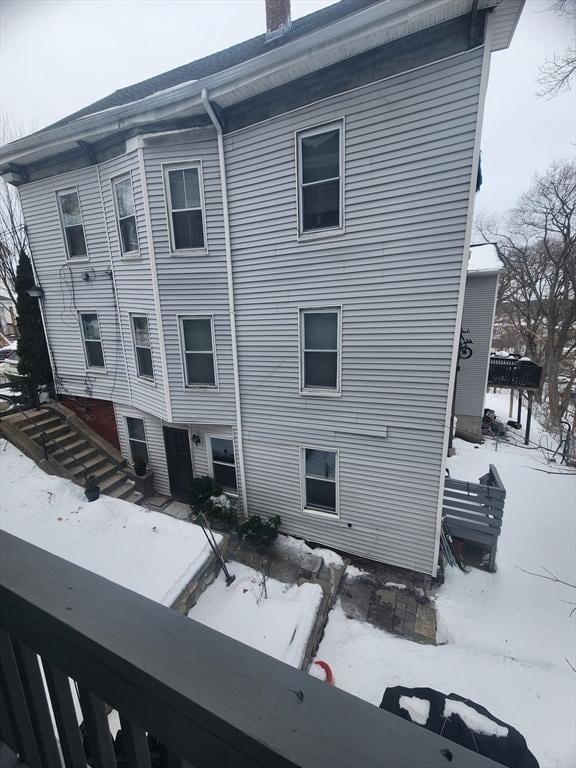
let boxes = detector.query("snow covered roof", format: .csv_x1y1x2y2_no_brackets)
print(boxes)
467,244,503,274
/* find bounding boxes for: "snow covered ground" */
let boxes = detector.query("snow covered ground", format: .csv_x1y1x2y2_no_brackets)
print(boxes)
315,393,576,767
0,440,218,606
188,562,323,668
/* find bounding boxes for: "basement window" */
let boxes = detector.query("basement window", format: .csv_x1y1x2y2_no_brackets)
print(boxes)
126,417,149,465
79,312,104,369
113,175,139,255
210,436,237,493
57,189,88,258
163,163,206,251
131,315,154,380
300,308,340,394
297,122,343,235
179,316,217,387
302,447,338,516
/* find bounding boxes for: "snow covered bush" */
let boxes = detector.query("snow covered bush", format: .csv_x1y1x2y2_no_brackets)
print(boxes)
189,476,222,517
210,493,237,525
237,514,281,547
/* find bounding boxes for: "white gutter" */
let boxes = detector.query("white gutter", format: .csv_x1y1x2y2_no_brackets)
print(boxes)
201,88,249,518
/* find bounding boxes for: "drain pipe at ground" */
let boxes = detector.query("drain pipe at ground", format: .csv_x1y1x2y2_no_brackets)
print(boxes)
201,88,249,519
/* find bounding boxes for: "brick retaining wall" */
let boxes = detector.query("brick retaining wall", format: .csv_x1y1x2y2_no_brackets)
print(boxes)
61,395,120,450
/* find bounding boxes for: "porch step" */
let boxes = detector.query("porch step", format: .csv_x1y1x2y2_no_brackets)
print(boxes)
22,415,63,435
53,439,91,462
28,423,69,443
98,472,132,496
1,403,147,508
46,431,85,453
71,454,110,478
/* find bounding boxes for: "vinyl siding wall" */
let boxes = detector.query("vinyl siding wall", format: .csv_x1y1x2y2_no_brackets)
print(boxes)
114,401,240,504
141,132,236,426
20,166,131,405
98,153,168,420
455,272,499,420
224,47,485,574
114,402,171,495
17,44,485,574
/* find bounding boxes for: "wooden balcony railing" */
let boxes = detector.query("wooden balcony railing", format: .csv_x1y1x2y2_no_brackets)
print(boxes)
487,357,543,390
0,532,502,768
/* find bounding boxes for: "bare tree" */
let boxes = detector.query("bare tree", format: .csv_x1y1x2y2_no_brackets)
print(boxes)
478,160,576,428
537,0,576,98
0,113,33,314
0,178,26,308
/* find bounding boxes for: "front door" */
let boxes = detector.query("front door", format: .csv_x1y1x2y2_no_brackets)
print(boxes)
163,427,193,501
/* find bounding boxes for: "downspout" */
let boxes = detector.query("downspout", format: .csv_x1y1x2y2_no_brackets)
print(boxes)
201,88,249,518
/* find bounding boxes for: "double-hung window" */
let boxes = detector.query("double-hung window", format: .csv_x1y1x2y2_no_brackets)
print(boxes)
126,417,149,465
113,175,139,254
57,189,87,258
164,164,205,251
303,448,338,515
79,313,104,369
131,315,153,380
298,122,343,234
179,317,216,387
300,308,340,393
210,436,237,492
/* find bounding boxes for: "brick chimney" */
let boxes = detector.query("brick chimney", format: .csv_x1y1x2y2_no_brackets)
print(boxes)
266,0,291,40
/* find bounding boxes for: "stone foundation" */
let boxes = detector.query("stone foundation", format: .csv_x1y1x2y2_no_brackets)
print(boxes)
455,413,483,443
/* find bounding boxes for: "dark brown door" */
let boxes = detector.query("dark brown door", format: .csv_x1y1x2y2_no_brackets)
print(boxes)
163,427,193,501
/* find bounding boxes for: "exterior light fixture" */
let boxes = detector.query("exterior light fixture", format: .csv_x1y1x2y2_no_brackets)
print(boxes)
26,285,44,299
192,433,201,446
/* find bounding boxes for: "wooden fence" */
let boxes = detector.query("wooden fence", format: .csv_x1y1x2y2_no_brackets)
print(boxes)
443,465,506,572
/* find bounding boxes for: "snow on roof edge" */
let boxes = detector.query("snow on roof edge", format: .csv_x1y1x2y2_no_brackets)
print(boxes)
467,243,503,274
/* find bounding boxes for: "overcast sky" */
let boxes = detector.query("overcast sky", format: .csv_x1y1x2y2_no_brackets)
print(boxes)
1,0,574,216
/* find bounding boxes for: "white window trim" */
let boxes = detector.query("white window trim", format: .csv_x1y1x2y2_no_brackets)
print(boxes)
56,186,89,261
298,305,342,397
125,416,149,466
296,119,345,241
162,161,208,255
207,433,239,497
300,444,340,519
177,314,219,390
112,172,140,258
78,311,106,372
130,313,155,383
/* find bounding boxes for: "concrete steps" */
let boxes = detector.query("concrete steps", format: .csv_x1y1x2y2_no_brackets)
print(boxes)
1,405,144,504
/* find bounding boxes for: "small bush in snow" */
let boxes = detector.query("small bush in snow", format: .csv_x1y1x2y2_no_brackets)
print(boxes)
210,493,237,525
237,514,281,547
189,476,222,517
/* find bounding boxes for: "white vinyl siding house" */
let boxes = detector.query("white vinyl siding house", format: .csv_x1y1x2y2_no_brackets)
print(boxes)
6,0,523,575
454,246,502,439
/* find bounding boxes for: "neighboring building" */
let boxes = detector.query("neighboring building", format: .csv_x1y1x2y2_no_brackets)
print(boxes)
455,244,503,441
0,0,523,576
0,281,16,338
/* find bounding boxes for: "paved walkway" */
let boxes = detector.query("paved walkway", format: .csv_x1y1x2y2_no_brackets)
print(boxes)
154,494,437,646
